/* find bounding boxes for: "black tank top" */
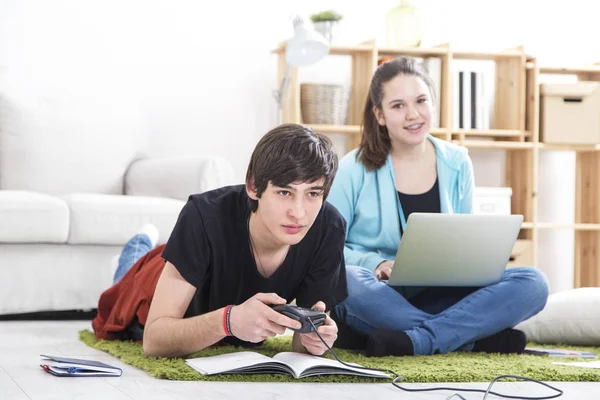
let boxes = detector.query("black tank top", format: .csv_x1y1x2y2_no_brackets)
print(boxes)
397,178,441,236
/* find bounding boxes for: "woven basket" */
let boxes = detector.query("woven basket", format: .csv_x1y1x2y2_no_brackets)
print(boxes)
300,83,351,125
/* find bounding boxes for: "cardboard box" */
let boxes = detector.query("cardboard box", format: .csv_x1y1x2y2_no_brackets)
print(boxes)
540,82,600,145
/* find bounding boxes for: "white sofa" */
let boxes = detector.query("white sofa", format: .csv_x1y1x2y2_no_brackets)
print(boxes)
0,93,234,315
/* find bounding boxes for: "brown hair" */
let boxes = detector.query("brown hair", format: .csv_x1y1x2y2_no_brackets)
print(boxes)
358,56,436,170
245,123,338,212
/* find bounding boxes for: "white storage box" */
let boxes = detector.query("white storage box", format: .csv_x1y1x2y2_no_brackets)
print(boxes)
474,187,512,215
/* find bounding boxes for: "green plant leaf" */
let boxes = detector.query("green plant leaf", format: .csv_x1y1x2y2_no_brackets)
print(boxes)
310,10,343,22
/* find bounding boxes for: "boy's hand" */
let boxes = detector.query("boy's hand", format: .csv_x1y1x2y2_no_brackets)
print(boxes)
229,293,301,343
298,301,337,356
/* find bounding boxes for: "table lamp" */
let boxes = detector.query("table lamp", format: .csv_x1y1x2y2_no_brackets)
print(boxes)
274,16,329,125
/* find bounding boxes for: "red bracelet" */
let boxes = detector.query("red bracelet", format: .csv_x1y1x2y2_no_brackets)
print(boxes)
222,305,233,336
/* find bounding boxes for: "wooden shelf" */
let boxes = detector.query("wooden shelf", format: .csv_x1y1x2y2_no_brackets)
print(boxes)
305,125,452,136
453,129,530,138
377,47,448,58
274,43,525,60
328,45,376,56
538,143,600,152
304,125,532,143
272,43,375,56
536,223,574,230
575,224,600,231
306,124,361,134
535,223,600,231
540,66,600,75
452,49,525,60
458,140,534,150
276,42,600,286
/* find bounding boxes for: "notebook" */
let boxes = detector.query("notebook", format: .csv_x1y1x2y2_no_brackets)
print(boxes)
185,351,390,379
524,347,596,359
40,354,123,377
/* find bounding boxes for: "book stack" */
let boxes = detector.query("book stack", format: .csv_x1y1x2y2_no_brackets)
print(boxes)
452,60,495,131
416,58,495,131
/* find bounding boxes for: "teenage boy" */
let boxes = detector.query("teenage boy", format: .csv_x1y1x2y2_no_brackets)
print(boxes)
92,123,348,358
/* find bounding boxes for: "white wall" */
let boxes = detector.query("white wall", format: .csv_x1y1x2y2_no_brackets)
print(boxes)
1,0,596,292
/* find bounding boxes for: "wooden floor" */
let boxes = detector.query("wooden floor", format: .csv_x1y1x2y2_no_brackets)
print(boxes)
1,320,599,399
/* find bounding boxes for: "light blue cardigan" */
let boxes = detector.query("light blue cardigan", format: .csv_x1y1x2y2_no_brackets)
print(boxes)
327,135,475,273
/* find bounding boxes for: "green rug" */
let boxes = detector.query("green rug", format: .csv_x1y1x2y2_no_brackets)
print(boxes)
79,330,600,383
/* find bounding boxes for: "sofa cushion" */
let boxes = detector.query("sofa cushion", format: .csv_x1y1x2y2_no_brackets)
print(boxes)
63,194,185,245
0,93,145,194
0,190,69,243
125,156,235,201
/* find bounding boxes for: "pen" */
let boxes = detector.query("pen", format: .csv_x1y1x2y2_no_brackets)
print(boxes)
40,364,85,374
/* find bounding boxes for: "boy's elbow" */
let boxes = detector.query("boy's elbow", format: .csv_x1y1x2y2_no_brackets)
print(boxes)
142,328,163,358
143,340,173,358
143,339,156,357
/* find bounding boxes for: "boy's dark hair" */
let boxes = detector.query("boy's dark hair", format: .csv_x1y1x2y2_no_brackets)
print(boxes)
245,123,338,212
359,56,436,171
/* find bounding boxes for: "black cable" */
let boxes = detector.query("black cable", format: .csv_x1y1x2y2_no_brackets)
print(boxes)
392,376,564,400
306,320,400,380
307,320,563,400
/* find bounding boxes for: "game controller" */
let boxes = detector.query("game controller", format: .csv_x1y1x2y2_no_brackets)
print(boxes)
270,304,326,334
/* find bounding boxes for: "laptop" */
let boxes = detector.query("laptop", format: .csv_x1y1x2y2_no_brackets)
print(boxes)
387,213,523,287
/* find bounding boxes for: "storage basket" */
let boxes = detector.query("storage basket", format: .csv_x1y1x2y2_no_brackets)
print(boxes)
300,83,350,125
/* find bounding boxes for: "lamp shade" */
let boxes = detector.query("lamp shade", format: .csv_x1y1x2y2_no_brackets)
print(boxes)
285,17,329,67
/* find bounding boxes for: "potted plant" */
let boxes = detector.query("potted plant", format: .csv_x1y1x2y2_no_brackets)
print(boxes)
310,10,343,43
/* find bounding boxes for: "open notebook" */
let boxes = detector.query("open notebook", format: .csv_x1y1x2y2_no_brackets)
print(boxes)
186,351,390,379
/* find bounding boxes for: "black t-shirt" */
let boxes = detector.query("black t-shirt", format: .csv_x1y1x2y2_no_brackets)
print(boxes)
397,178,441,236
162,184,348,321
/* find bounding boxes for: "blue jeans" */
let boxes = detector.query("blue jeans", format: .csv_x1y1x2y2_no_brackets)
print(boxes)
333,265,549,355
112,233,153,285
